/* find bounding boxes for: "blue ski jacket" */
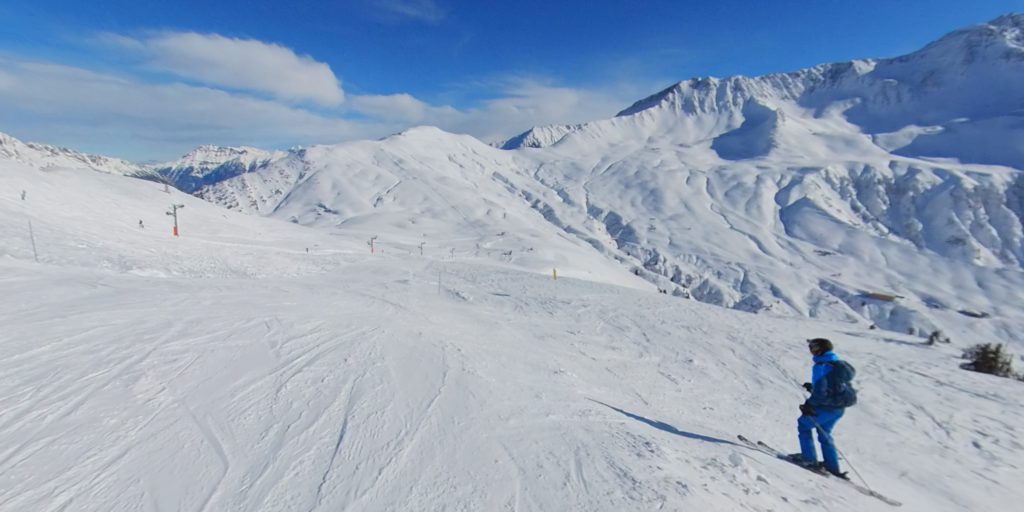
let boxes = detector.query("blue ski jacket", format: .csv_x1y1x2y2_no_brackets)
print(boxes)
806,351,840,409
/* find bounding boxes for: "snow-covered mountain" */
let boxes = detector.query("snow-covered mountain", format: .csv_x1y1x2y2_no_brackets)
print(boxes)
2,15,1022,345
0,131,154,178
496,123,583,149
152,145,286,193
512,13,1024,169
183,14,1024,348
193,126,648,284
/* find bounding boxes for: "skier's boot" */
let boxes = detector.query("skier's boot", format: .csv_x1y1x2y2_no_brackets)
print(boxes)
785,453,826,473
784,453,805,463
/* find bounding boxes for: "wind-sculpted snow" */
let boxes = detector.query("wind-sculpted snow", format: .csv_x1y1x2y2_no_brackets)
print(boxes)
710,101,781,160
540,153,1024,345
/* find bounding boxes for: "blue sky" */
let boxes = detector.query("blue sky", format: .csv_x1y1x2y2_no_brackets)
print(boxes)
0,0,1021,161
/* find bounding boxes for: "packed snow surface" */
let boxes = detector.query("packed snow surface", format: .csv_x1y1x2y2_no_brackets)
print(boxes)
2,147,1023,512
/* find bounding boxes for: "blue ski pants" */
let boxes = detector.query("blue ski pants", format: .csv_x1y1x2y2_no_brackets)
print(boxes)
798,408,844,473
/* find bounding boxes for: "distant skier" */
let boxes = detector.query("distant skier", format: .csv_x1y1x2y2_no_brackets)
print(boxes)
138,219,145,229
790,337,858,478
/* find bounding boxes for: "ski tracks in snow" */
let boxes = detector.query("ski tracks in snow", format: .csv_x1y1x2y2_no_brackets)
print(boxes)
199,324,382,512
310,374,360,510
0,319,189,470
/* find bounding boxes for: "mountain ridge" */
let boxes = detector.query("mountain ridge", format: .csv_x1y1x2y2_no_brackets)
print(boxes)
504,13,1024,169
0,131,155,178
151,144,287,193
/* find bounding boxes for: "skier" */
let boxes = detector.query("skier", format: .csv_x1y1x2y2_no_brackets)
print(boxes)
790,337,857,478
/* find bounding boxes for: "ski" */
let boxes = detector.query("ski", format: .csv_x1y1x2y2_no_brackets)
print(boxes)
737,435,902,507
736,435,780,457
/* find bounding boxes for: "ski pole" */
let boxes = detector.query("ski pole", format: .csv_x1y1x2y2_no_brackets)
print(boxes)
809,416,873,491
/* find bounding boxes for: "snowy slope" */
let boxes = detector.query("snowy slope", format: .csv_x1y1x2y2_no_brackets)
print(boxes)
0,159,354,277
1,160,1023,510
196,127,650,287
193,132,1024,350
518,145,1024,344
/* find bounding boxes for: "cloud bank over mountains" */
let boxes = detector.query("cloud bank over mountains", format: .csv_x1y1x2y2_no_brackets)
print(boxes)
0,29,640,161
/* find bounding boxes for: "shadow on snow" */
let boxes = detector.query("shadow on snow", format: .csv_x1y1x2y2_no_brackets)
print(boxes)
588,398,742,447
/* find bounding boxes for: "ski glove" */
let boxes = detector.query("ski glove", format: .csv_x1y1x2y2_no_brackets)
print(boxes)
799,403,816,416
802,382,813,392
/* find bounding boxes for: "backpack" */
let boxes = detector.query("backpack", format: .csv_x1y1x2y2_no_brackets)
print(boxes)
823,360,858,408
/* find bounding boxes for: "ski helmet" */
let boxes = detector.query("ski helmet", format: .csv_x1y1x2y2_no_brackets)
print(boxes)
807,337,833,353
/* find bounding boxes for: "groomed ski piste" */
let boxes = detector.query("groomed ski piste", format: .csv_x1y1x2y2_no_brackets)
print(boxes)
2,160,1024,512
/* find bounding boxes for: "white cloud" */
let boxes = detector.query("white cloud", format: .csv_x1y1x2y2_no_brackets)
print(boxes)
0,53,648,160
422,78,643,142
349,93,458,122
112,32,345,107
0,68,15,89
375,0,447,23
349,78,643,143
0,57,375,160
